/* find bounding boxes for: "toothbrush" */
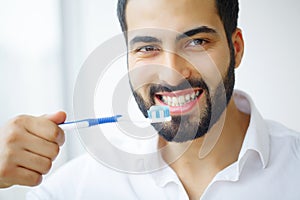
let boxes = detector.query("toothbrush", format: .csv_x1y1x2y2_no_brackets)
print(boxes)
59,105,171,131
59,115,122,131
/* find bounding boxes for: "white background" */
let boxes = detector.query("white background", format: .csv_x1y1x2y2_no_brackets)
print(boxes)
0,0,299,199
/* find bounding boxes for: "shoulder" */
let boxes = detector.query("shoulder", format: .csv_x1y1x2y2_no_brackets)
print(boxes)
266,120,300,138
266,120,300,161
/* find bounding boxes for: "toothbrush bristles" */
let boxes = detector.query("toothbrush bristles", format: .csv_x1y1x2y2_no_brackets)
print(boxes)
147,105,171,123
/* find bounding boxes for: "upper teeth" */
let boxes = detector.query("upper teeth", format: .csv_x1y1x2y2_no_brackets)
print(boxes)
160,91,201,107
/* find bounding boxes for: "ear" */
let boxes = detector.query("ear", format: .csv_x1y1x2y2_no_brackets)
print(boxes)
231,28,244,68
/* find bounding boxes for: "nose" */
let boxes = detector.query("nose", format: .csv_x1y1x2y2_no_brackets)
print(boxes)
158,51,192,86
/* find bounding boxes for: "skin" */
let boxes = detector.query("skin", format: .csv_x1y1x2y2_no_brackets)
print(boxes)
126,0,249,199
0,112,65,188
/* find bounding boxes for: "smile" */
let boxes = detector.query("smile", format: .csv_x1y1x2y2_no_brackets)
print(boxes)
155,89,204,115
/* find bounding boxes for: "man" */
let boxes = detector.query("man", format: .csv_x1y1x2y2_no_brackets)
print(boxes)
1,0,300,199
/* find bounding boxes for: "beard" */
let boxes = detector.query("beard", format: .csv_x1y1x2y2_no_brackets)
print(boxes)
129,50,235,143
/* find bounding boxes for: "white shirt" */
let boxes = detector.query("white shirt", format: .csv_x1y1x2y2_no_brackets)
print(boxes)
27,91,300,200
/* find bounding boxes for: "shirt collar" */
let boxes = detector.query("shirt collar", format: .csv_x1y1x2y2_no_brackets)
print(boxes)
234,90,270,170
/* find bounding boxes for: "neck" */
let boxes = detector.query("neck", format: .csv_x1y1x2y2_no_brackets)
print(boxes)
159,98,250,183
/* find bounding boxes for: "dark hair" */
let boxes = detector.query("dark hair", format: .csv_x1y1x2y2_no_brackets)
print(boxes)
117,0,239,40
117,0,127,33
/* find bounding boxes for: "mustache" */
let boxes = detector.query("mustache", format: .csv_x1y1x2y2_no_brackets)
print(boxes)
149,78,209,96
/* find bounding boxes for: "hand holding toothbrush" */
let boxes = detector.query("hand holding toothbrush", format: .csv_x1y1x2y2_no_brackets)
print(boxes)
0,106,171,188
0,112,66,188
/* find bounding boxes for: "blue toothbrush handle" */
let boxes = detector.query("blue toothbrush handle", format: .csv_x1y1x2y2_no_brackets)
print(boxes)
59,115,122,131
88,115,122,126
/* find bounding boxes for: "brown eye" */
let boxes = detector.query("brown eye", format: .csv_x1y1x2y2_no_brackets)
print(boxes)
137,45,160,52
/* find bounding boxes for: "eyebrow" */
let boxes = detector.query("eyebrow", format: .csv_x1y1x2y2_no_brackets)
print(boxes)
176,26,217,41
129,36,162,47
128,26,217,47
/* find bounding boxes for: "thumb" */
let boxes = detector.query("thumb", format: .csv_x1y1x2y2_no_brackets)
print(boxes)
42,111,67,125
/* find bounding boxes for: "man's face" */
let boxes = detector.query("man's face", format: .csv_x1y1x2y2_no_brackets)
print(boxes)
126,0,235,142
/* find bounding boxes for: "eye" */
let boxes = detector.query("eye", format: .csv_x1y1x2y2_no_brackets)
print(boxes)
136,45,161,52
186,38,208,47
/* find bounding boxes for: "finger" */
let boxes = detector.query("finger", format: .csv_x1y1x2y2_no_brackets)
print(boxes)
42,111,66,146
0,160,42,187
8,167,42,187
21,116,65,146
16,150,52,175
42,111,66,124
23,132,60,161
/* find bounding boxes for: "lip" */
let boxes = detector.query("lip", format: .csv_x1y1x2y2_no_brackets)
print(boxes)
155,88,203,115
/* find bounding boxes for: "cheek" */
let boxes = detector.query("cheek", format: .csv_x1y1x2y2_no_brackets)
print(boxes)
184,51,229,91
128,56,164,91
135,85,150,98
128,67,152,99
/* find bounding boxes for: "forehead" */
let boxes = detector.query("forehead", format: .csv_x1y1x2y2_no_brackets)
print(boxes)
126,0,222,33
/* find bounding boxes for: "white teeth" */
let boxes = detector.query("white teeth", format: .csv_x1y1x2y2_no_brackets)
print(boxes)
191,92,195,99
172,97,178,105
185,94,190,102
162,96,167,102
179,96,185,105
160,90,202,107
